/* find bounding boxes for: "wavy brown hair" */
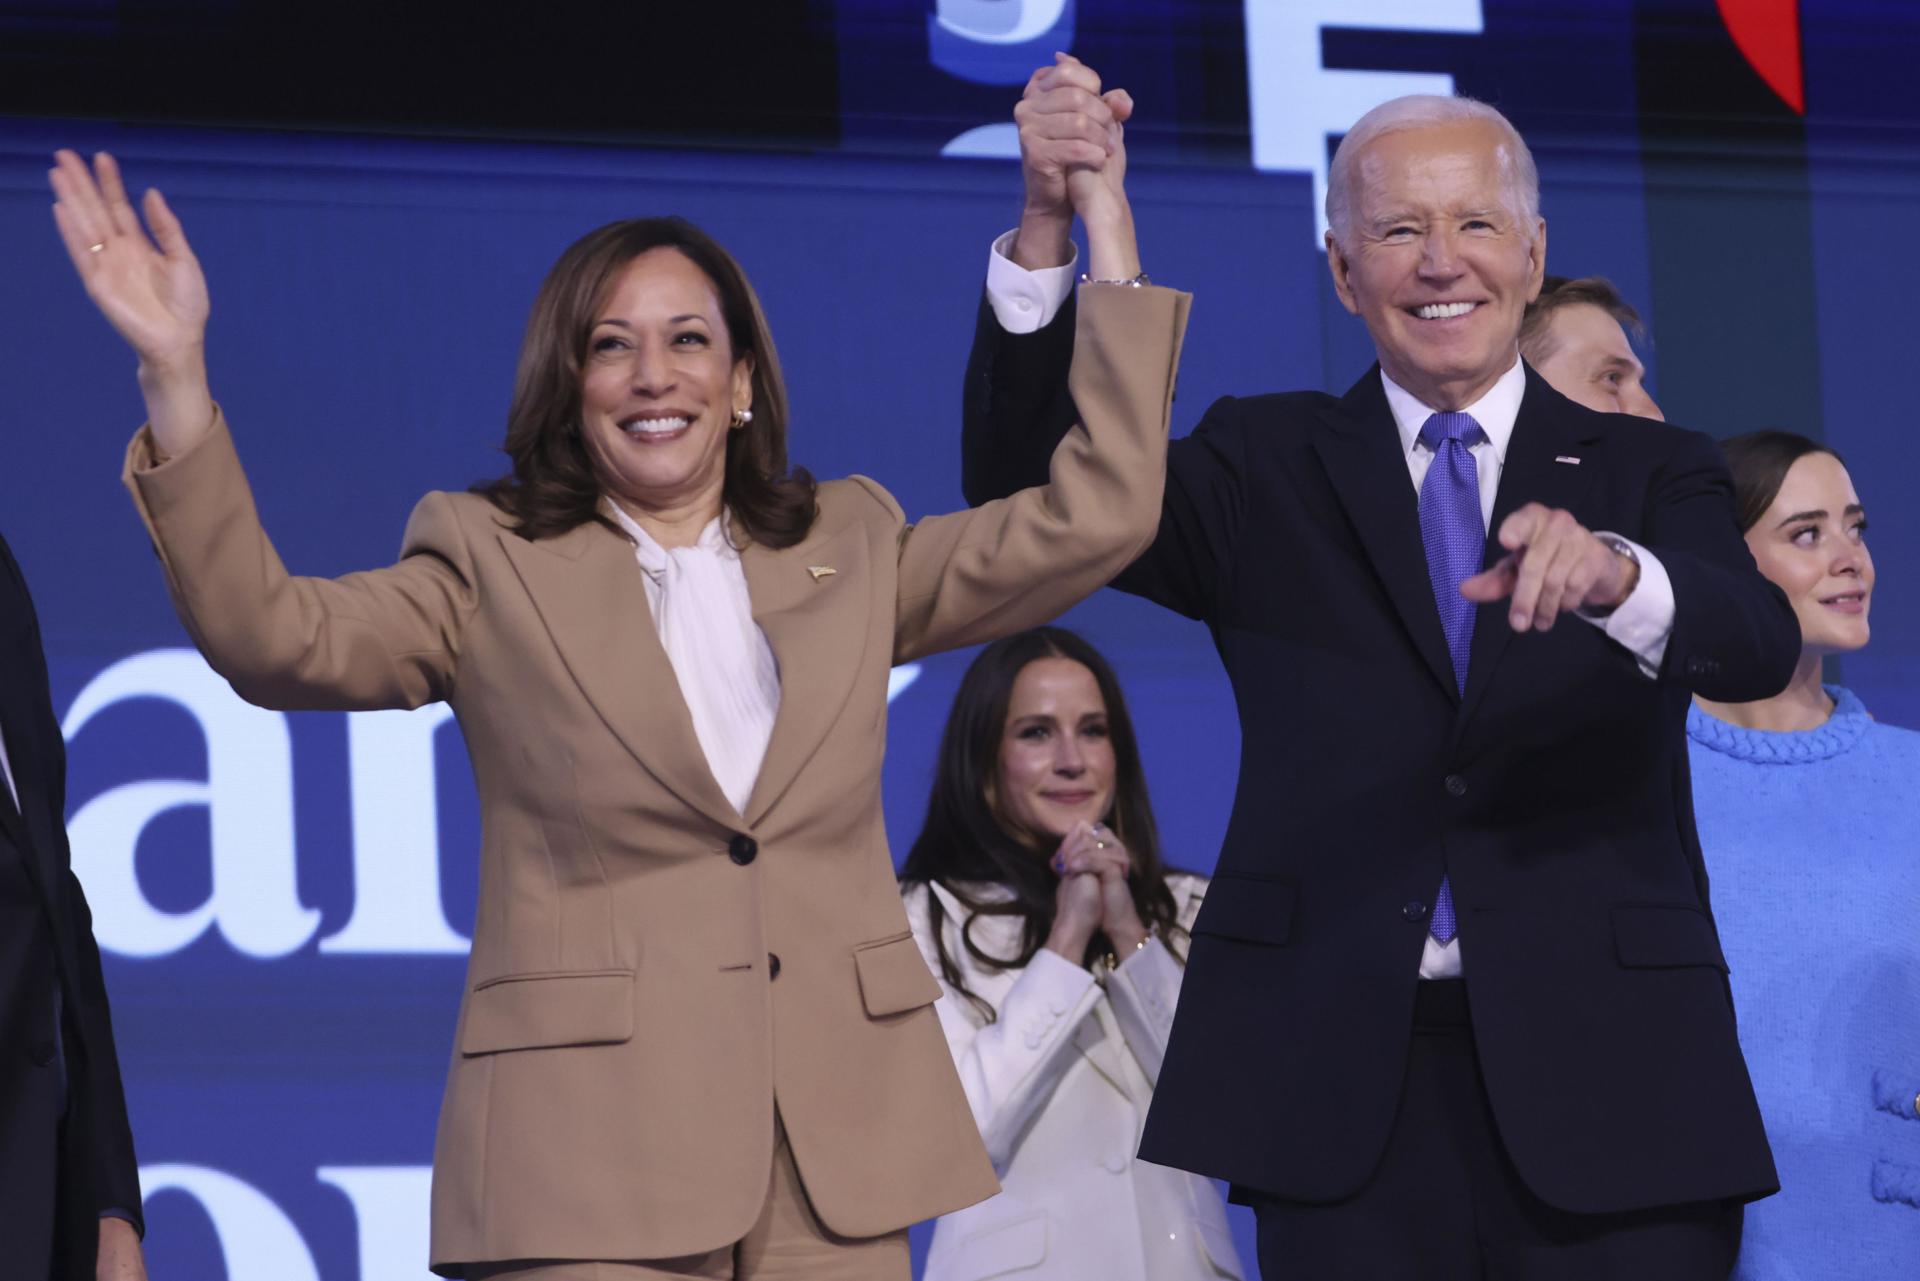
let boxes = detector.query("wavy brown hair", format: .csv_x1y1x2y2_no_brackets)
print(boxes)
475,217,816,545
900,628,1186,1021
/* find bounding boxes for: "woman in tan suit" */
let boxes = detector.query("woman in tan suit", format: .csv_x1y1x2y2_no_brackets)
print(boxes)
48,146,1186,1280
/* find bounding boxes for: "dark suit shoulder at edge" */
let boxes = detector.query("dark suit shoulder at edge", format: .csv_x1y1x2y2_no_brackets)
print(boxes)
1180,389,1345,444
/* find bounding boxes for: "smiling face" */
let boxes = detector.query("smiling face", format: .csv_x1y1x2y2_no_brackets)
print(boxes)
992,657,1117,846
1327,119,1547,410
1745,452,1873,657
1531,302,1664,420
578,247,753,528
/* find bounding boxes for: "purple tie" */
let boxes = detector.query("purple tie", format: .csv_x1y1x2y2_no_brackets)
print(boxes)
1417,411,1485,946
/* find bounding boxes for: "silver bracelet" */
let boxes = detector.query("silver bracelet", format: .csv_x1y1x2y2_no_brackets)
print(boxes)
1080,270,1151,287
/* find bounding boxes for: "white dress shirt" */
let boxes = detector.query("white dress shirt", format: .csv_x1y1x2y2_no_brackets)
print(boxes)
984,235,1678,980
605,502,780,817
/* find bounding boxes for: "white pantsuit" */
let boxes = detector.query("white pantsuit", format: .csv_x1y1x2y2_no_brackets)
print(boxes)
902,875,1243,1281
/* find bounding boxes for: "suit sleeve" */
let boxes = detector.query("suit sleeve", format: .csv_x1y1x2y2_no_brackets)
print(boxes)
62,868,144,1229
123,412,480,712
960,281,1247,624
903,885,1101,1174
1642,429,1800,701
0,538,145,1231
1103,876,1203,1086
884,284,1191,663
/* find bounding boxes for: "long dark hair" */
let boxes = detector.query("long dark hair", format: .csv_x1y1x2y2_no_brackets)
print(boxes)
1720,430,1846,533
474,217,816,546
900,628,1184,1020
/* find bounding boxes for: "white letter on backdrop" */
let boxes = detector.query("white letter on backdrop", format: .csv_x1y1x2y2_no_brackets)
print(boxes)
320,704,468,954
64,649,318,959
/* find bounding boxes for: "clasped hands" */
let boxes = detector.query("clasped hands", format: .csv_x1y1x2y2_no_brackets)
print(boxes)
1462,502,1640,631
1011,53,1136,277
1045,820,1150,966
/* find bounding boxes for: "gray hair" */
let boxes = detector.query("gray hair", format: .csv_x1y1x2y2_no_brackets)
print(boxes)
1325,95,1540,253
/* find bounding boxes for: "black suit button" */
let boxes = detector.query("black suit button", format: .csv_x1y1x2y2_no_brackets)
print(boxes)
31,1040,56,1067
1444,774,1468,798
768,952,782,981
1402,900,1429,923
728,834,758,865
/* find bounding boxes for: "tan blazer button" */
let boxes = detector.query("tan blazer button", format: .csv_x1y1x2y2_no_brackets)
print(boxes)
729,834,758,865
768,952,781,981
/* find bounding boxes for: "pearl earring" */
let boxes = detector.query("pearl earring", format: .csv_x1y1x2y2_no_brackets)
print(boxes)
731,409,754,428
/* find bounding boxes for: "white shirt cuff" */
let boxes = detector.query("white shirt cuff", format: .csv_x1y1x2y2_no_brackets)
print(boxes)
1575,533,1674,678
986,229,1078,335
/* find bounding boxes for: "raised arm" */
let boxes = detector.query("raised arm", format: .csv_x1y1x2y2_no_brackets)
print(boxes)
1638,428,1799,699
123,421,478,711
892,275,1188,663
51,150,213,458
961,53,1129,508
54,150,477,712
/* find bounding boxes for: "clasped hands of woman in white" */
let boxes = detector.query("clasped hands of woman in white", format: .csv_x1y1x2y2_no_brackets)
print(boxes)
1047,820,1150,964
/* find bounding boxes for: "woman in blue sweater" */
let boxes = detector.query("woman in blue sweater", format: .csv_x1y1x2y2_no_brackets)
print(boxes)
1689,430,1920,1279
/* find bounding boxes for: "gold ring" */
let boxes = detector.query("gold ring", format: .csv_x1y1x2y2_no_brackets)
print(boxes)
88,242,105,254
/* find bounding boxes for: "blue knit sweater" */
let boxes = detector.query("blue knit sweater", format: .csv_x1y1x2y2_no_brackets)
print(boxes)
1688,687,1920,1280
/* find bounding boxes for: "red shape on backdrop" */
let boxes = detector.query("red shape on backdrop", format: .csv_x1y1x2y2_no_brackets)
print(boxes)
1716,0,1806,113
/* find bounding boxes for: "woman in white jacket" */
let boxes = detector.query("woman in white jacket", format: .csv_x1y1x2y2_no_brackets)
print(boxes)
900,628,1243,1281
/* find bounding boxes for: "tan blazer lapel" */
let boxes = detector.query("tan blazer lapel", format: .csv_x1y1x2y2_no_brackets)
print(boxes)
497,519,740,830
739,521,870,826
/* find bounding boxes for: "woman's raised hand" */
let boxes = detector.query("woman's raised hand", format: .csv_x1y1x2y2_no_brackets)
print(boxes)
51,149,214,455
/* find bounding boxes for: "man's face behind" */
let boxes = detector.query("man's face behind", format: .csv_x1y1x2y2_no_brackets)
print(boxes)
1530,303,1665,420
1329,119,1545,410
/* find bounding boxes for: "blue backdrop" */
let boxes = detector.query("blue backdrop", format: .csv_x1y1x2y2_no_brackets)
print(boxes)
0,2,1915,1277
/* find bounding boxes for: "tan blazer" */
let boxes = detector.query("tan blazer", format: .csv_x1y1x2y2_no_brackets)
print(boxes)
121,285,1190,1274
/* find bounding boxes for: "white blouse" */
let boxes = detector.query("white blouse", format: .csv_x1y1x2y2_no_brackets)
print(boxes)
606,502,780,815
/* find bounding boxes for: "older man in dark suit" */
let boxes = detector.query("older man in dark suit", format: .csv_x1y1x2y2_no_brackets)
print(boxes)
961,56,1798,1278
0,533,146,1280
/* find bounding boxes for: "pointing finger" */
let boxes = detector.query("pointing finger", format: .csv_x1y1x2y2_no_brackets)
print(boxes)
1459,553,1518,603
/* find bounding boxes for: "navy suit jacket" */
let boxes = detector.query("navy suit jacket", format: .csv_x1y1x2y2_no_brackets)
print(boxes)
961,293,1798,1215
0,532,142,1276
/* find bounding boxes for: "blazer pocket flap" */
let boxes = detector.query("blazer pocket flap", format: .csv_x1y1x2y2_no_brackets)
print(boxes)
952,1209,1048,1278
854,932,942,1017
1191,875,1296,946
1611,905,1727,970
461,968,635,1055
